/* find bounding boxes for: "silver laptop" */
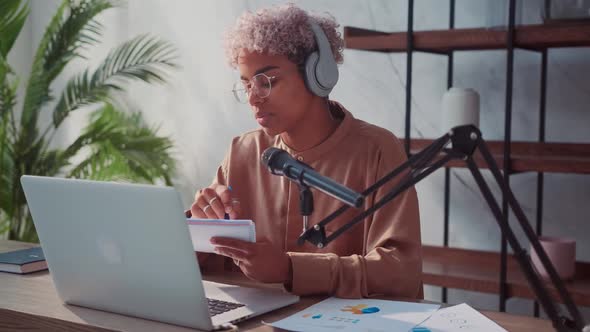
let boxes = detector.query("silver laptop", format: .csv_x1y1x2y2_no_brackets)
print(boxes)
21,175,299,331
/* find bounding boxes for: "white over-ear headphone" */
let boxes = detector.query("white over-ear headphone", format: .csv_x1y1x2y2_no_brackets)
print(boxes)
303,19,339,97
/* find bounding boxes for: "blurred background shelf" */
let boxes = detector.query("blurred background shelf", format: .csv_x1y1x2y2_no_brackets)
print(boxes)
422,245,590,307
344,22,590,53
402,139,590,174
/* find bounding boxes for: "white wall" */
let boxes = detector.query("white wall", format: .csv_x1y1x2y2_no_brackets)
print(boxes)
11,0,589,319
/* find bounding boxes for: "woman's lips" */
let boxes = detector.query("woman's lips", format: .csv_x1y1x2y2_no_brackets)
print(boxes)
255,113,272,126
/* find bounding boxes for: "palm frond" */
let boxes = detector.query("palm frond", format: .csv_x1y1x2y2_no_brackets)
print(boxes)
18,213,37,243
0,143,15,214
0,114,16,207
0,214,9,238
0,56,18,216
19,0,66,138
20,0,113,148
51,34,178,129
0,126,11,216
0,0,29,58
33,149,67,177
0,56,19,126
0,54,10,82
42,0,113,81
67,102,175,185
0,54,13,90
93,34,178,89
51,68,109,127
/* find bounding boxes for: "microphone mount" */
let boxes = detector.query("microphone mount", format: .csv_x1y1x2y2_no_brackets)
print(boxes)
296,168,314,234
295,125,586,332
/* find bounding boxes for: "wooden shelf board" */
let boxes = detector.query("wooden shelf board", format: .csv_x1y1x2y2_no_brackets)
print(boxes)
422,245,590,306
345,23,590,53
403,139,590,174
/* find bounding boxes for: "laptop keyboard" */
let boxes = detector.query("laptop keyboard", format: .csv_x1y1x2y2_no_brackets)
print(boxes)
207,298,245,317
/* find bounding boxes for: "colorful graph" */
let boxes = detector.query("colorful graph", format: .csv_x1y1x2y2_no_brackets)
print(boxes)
329,316,360,324
302,313,323,319
341,304,381,315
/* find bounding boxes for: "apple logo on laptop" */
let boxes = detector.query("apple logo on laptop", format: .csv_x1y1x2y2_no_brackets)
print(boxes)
97,235,123,265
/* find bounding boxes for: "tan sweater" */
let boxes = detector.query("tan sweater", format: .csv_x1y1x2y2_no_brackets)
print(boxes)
205,101,422,299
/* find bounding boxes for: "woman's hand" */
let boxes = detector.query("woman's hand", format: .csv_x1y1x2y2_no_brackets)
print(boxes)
189,184,241,219
211,237,292,284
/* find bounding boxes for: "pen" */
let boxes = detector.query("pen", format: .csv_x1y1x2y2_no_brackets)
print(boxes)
184,209,227,220
224,185,232,220
185,186,233,219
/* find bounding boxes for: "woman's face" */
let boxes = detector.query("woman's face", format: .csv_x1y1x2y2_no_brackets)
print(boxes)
237,49,314,136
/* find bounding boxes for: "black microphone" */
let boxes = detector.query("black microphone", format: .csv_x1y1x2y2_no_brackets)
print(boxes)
261,147,364,208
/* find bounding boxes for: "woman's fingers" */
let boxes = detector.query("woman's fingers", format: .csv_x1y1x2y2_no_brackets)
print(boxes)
201,187,225,219
228,199,241,219
215,185,242,219
191,184,242,219
190,198,208,219
191,190,216,219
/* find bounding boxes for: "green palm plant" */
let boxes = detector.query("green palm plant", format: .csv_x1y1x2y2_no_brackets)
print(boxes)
0,0,178,242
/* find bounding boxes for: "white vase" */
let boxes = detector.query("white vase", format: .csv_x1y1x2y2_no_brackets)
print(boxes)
441,88,480,134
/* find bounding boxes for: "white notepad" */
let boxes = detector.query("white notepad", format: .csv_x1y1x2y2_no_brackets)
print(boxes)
186,218,256,253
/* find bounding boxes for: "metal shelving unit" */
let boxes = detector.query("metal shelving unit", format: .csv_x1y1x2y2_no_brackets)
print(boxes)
343,0,590,315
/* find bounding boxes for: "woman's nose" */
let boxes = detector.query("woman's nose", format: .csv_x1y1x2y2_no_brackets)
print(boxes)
248,89,263,106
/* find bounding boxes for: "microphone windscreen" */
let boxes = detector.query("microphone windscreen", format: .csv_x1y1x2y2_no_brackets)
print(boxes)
260,147,282,167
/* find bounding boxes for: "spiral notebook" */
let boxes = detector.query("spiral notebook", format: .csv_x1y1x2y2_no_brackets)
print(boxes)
186,218,256,253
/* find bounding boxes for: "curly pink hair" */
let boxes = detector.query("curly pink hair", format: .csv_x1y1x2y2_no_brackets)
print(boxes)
224,3,344,68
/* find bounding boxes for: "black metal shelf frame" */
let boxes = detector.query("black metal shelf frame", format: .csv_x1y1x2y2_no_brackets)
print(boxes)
403,0,550,315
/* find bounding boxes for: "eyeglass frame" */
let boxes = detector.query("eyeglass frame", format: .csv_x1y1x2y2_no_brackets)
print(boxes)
232,72,278,103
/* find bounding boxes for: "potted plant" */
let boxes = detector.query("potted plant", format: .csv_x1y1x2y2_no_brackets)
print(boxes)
0,0,178,242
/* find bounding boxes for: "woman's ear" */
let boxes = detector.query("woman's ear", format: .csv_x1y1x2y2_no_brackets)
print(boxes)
296,62,315,98
296,63,306,79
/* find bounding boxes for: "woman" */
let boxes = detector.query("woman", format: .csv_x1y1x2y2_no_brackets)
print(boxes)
190,4,422,299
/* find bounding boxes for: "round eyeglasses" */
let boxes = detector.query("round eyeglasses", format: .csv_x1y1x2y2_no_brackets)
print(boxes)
232,73,277,104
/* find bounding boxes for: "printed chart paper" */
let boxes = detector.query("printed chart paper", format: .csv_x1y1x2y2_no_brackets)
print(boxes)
414,303,508,332
268,297,440,332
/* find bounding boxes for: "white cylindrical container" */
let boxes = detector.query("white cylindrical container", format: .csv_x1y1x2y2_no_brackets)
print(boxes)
442,87,480,133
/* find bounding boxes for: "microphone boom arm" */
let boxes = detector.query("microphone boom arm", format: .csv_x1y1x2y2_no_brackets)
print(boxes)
297,124,585,332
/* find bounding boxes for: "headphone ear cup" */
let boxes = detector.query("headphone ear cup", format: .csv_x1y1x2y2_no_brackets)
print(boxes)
304,19,338,98
304,51,330,97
